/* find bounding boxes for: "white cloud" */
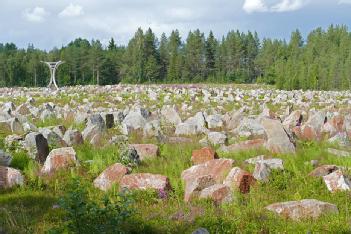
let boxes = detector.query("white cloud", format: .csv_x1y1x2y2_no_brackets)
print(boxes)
243,0,307,13
23,7,49,22
59,3,84,18
338,0,351,4
243,0,268,13
271,0,305,12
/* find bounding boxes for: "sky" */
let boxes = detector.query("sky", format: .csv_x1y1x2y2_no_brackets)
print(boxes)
1,0,351,50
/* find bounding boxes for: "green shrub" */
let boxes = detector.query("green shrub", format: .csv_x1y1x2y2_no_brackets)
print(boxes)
50,178,133,234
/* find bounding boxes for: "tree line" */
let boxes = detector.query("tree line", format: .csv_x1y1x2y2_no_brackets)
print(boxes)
0,25,350,90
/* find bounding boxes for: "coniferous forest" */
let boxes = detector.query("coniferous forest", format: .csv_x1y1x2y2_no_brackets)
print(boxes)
1,25,351,90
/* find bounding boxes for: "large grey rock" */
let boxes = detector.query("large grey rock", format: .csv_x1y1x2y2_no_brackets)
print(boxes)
40,109,55,121
63,129,84,146
185,112,208,131
25,132,49,164
87,114,106,129
143,120,162,137
121,111,146,134
15,103,31,115
206,114,223,129
161,106,182,125
9,118,24,135
224,108,245,130
261,118,296,154
39,128,67,148
233,118,265,139
175,122,198,136
52,125,66,138
82,124,104,141
22,122,38,133
207,132,227,145
245,156,284,170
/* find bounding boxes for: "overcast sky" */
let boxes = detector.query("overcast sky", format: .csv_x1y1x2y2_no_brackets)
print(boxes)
1,0,351,50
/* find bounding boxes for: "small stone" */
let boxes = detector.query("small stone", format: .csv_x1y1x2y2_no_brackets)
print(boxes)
192,228,210,234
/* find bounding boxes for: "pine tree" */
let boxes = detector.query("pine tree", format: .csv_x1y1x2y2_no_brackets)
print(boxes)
167,30,182,82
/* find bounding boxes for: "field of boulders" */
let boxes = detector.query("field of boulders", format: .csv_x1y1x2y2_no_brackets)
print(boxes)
1,84,351,233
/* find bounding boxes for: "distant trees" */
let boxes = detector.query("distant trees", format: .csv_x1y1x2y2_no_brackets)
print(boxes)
257,25,351,90
0,25,351,90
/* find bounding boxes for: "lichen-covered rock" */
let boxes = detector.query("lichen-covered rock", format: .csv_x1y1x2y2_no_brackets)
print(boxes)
220,139,265,153
41,147,77,174
161,106,182,125
184,175,216,202
207,132,227,145
120,173,172,196
266,199,338,221
182,159,234,201
323,170,351,192
182,159,234,184
223,167,255,193
93,163,129,191
261,118,296,154
39,128,68,148
309,165,339,177
253,162,271,182
199,184,232,204
63,129,84,146
129,144,160,161
0,166,24,188
191,147,218,165
244,156,284,170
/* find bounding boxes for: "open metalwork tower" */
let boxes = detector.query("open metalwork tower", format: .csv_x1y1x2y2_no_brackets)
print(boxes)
41,61,65,90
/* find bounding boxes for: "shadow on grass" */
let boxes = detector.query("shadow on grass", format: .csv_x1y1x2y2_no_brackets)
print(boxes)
0,191,58,233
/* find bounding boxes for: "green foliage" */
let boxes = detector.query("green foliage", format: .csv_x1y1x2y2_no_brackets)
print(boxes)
50,178,133,234
2,25,350,89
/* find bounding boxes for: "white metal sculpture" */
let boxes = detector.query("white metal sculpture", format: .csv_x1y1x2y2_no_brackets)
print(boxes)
41,61,65,90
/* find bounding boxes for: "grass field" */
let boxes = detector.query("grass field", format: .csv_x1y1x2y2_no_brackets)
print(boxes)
1,134,351,233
